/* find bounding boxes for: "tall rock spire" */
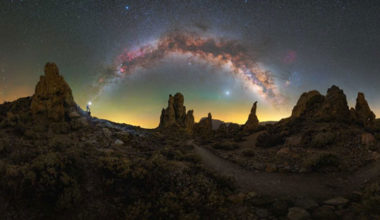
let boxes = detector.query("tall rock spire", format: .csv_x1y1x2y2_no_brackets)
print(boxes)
31,62,76,121
159,92,194,132
243,101,259,131
355,92,375,126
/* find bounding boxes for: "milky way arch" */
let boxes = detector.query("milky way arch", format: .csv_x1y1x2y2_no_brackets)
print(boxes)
92,31,282,103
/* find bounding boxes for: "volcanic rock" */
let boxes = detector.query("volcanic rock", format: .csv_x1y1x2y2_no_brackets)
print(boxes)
194,113,213,136
312,206,337,220
291,85,350,122
316,85,350,122
323,197,349,206
243,101,259,132
287,207,310,220
354,92,375,126
291,90,324,118
30,63,76,121
184,110,195,133
216,122,241,137
159,93,194,132
361,133,376,146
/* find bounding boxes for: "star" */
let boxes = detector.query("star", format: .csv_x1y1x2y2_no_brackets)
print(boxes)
225,90,230,96
125,5,129,10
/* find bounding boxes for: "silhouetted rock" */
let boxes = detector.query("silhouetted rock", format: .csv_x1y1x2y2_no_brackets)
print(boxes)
31,63,76,121
184,110,194,133
291,85,350,122
194,112,213,136
243,101,259,131
216,122,241,137
159,93,194,132
316,85,350,122
291,90,324,119
354,92,375,126
174,92,186,120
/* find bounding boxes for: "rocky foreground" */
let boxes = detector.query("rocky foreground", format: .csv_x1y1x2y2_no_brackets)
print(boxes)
0,63,380,219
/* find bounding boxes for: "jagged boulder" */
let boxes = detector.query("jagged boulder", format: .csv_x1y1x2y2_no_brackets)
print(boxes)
291,85,350,122
159,93,194,132
31,63,76,121
159,95,176,127
355,92,375,126
243,101,259,131
184,110,194,133
194,113,213,136
216,122,241,137
316,85,350,122
216,123,228,135
291,90,324,118
174,93,186,120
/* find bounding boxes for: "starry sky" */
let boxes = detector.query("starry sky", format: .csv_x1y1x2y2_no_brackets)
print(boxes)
1,0,380,128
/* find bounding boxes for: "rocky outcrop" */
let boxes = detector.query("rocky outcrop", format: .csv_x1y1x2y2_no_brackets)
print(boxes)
194,113,213,136
243,102,259,131
31,63,76,121
354,92,375,126
291,90,324,118
184,110,194,133
316,85,350,122
159,93,194,132
216,122,241,137
291,85,350,122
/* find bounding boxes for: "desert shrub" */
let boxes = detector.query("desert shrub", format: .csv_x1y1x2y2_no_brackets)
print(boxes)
355,183,380,215
181,152,201,163
233,134,245,142
212,142,239,150
0,120,245,218
94,151,238,219
256,132,285,148
309,132,336,148
13,122,27,136
0,150,84,214
374,133,380,141
303,153,339,171
199,138,213,145
241,148,255,157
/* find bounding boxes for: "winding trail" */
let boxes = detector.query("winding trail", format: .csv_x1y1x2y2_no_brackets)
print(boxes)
191,141,380,200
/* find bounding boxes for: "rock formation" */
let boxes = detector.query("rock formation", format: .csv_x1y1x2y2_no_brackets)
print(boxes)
159,93,194,132
194,113,213,136
216,122,241,137
316,85,350,122
184,110,194,132
354,92,375,126
291,90,324,118
31,63,76,121
291,85,350,122
243,101,259,131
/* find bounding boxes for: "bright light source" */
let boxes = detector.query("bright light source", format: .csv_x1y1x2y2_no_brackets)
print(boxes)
88,101,92,106
225,90,230,96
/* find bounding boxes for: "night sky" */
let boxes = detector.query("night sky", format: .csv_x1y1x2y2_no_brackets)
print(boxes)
1,0,380,128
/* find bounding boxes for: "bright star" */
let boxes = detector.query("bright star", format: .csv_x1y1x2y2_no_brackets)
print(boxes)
88,101,92,106
125,5,129,10
225,90,230,96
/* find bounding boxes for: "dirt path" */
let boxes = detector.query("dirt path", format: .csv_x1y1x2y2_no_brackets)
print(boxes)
192,141,380,200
